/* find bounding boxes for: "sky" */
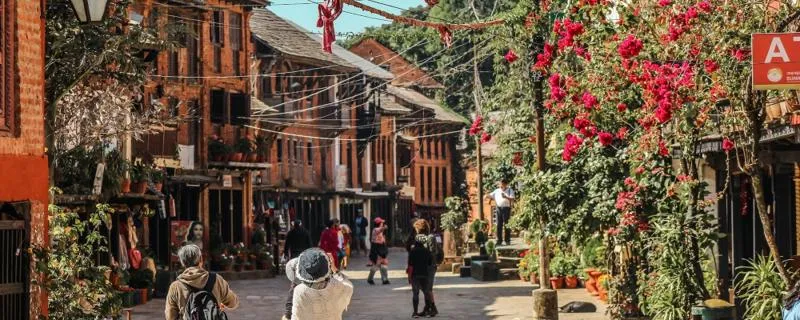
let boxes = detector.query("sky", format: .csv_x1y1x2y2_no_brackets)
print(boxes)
268,0,427,37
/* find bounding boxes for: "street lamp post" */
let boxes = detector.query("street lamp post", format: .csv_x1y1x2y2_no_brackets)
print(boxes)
69,0,110,23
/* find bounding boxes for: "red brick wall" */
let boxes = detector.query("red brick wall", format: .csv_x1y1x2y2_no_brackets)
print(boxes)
0,0,48,317
412,136,453,207
349,39,442,89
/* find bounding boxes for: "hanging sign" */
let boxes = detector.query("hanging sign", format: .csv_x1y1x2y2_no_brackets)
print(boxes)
752,33,800,90
222,175,232,188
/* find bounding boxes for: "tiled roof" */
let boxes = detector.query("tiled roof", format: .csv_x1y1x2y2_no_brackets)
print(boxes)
307,36,394,80
349,38,444,89
386,85,468,124
250,9,358,71
379,93,411,114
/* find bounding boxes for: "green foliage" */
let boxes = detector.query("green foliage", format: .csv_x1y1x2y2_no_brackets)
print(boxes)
441,196,468,232
130,162,151,182
32,204,121,319
235,138,255,154
580,235,605,270
208,138,231,157
486,240,496,256
735,256,784,320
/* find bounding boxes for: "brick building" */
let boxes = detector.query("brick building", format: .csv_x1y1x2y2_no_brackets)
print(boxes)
0,0,49,318
131,0,268,267
349,38,443,97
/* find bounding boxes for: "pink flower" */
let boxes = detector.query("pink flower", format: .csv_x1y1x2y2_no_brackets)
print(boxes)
580,126,597,138
504,50,518,63
658,140,670,156
658,0,672,6
733,48,750,62
573,116,592,130
616,127,629,140
469,116,483,136
480,132,492,143
635,166,645,174
617,103,628,112
582,92,599,110
562,133,584,162
618,35,644,59
677,174,692,182
697,0,712,12
624,177,637,187
686,7,698,20
722,138,734,152
704,59,719,73
655,105,672,123
598,132,614,146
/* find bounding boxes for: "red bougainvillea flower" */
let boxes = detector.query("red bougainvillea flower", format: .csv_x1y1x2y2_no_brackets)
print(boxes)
635,166,645,174
617,103,628,112
618,35,643,59
704,59,719,73
582,92,599,110
655,105,672,123
469,116,483,136
480,132,492,144
549,73,568,102
732,48,750,62
624,177,637,187
598,132,614,146
658,140,670,156
504,49,519,63
554,19,585,50
512,152,523,166
637,221,650,232
534,43,555,69
562,133,584,162
677,174,692,182
573,113,592,130
697,0,712,12
607,228,620,236
580,126,598,138
658,0,672,6
722,138,735,152
617,127,629,140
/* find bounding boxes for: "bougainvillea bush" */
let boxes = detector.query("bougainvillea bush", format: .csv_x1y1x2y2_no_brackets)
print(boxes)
483,0,795,319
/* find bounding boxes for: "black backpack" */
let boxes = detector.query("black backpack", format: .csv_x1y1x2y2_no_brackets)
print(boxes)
182,273,228,320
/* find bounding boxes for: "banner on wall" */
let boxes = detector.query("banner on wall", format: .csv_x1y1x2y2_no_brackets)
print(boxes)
752,33,800,90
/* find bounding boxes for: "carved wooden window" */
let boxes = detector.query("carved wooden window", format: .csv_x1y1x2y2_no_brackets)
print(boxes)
229,13,242,76
0,0,15,135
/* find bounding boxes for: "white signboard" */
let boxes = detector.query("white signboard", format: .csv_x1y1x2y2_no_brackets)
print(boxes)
222,175,232,188
178,144,195,170
92,163,105,195
376,164,384,183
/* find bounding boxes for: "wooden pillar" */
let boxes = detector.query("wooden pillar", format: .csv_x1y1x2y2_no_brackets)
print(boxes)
244,172,253,246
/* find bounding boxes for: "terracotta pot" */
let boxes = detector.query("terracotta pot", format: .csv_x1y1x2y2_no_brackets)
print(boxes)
133,181,148,194
565,275,579,289
121,179,132,193
234,264,243,272
213,154,225,162
230,153,244,162
247,153,258,162
550,277,564,290
257,154,267,162
154,182,163,192
598,290,608,302
530,273,539,285
585,275,599,295
139,289,148,304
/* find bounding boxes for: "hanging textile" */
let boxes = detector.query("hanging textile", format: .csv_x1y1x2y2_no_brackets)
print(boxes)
317,0,343,53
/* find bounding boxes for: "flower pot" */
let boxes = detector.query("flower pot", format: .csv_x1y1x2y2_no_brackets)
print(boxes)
257,154,267,162
213,154,225,162
257,260,270,270
598,290,608,302
138,289,148,304
245,264,256,271
550,277,564,290
519,274,528,282
234,264,243,272
530,273,539,285
154,182,163,192
230,153,244,162
121,179,132,193
247,153,258,162
565,275,579,288
133,181,148,194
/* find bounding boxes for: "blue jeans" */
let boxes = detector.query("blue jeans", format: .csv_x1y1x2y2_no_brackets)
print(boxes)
496,207,511,244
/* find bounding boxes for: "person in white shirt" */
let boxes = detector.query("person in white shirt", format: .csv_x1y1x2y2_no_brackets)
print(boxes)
484,178,515,246
285,248,353,320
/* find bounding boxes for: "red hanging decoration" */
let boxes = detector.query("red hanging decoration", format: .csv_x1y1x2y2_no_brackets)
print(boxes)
438,26,452,47
424,0,439,6
317,0,343,53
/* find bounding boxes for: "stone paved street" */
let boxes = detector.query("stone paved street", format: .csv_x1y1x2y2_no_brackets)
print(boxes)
132,248,606,319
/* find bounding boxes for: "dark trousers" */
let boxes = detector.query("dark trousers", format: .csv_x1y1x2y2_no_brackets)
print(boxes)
284,283,296,318
411,276,432,310
496,206,511,245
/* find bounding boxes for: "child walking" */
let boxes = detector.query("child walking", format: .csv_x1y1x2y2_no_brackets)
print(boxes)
407,240,434,318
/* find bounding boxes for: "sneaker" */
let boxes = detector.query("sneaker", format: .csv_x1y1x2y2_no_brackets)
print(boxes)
368,280,375,285
382,280,391,285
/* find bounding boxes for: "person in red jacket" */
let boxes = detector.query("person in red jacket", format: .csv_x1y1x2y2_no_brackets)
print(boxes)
319,219,340,268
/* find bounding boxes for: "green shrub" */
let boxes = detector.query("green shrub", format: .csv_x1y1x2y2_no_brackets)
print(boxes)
735,255,784,320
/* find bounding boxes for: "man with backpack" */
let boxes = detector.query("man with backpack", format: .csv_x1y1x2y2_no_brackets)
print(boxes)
166,244,239,320
409,219,442,316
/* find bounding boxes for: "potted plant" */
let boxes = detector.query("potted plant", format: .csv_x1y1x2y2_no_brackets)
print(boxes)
151,167,165,192
517,250,531,282
243,136,258,162
548,253,566,289
208,136,230,162
255,135,270,162
233,255,245,272
130,163,150,194
563,254,580,289
470,219,488,256
486,240,497,261
232,138,253,162
598,274,609,302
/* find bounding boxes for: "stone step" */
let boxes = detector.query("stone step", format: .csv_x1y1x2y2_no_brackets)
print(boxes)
451,263,462,274
497,256,522,269
499,268,519,281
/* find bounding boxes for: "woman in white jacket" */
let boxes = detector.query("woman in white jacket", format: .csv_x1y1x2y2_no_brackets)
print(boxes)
285,248,354,320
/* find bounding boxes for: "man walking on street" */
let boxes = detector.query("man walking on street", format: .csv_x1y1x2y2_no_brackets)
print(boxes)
353,209,369,256
284,219,312,260
485,178,515,246
165,244,239,320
